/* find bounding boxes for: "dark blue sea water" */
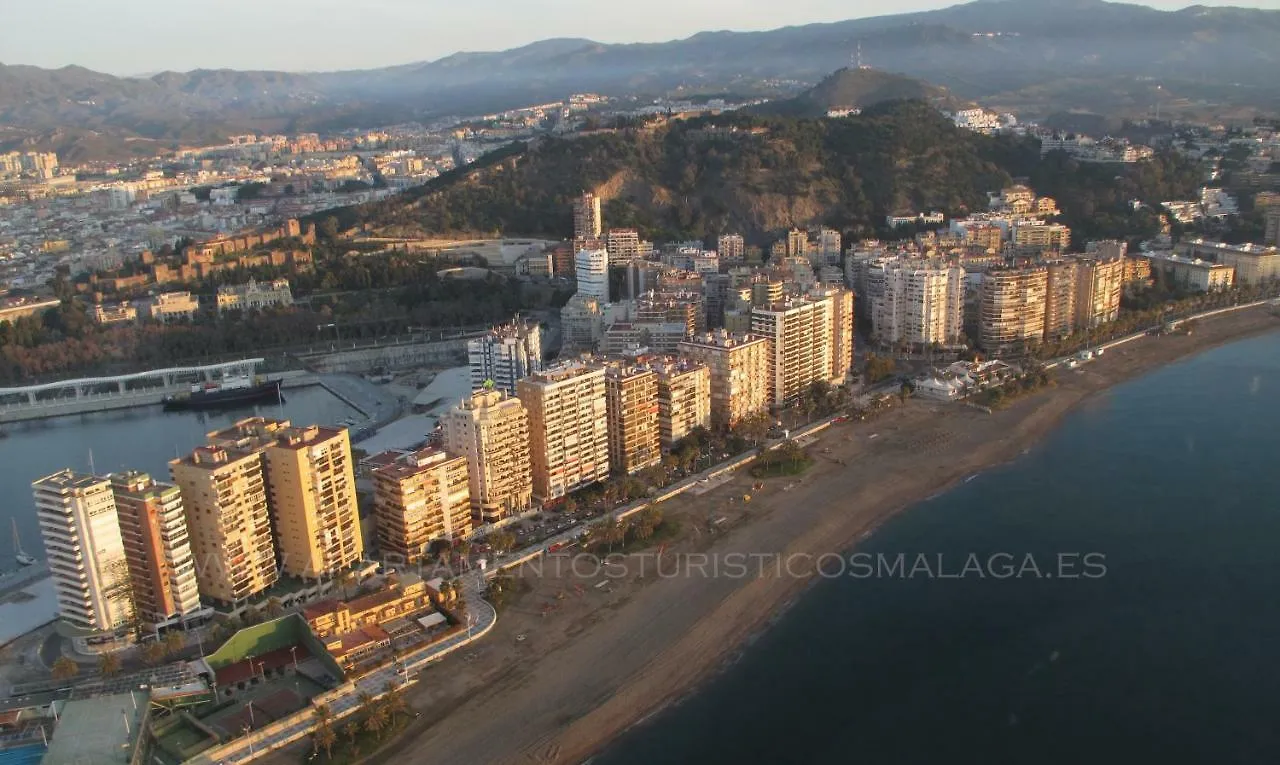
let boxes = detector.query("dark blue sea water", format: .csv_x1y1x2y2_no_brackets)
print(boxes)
0,386,360,562
596,330,1280,765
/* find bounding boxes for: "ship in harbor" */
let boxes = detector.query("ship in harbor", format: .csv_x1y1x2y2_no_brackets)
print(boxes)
162,375,283,412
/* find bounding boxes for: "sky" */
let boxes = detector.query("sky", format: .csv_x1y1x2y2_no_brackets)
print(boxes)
2,0,1278,76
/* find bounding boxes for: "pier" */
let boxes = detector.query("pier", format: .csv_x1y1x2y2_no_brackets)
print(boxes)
0,359,266,424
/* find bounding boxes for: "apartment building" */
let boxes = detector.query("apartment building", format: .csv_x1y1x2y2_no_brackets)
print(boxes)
170,445,278,606
108,472,203,631
575,247,610,301
786,229,808,258
717,234,746,262
517,363,610,503
441,389,534,525
1075,256,1125,328
561,294,604,352
752,296,835,406
606,228,641,264
468,318,543,396
205,418,363,582
677,331,770,430
604,364,661,474
1177,239,1280,285
1012,222,1071,253
372,448,472,563
868,260,966,347
649,359,711,447
215,278,294,313
33,471,133,633
1043,260,1080,340
1146,252,1236,292
978,266,1049,356
809,286,854,383
1265,209,1280,246
573,193,603,242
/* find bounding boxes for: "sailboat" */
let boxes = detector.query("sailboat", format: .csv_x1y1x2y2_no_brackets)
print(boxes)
12,519,36,567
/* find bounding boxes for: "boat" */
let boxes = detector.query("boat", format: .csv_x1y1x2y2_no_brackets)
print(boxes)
162,375,283,411
12,519,36,567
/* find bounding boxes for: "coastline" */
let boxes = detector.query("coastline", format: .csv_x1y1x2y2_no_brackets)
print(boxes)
349,305,1280,765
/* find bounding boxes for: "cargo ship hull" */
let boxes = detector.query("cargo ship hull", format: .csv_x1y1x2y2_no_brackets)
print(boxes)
163,379,283,411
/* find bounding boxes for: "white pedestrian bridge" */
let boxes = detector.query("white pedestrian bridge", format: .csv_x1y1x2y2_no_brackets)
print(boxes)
0,358,264,421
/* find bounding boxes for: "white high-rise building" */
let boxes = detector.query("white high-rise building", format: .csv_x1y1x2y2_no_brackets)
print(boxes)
575,247,610,301
468,318,543,396
33,471,133,633
868,259,966,347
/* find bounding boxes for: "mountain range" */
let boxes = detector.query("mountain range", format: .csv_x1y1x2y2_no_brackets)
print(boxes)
3,0,1280,161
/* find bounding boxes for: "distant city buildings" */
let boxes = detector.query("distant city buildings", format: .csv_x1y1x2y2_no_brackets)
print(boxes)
468,318,543,396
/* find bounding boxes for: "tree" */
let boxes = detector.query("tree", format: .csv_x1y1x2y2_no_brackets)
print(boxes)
313,705,337,759
733,411,773,445
98,652,122,678
382,681,409,722
142,641,167,666
489,530,517,555
51,657,78,682
362,696,390,741
263,598,286,620
163,631,185,658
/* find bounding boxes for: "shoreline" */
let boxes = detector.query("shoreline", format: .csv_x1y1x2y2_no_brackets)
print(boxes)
352,305,1280,765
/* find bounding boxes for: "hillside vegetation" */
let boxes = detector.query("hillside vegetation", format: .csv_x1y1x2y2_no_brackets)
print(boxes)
354,101,1031,242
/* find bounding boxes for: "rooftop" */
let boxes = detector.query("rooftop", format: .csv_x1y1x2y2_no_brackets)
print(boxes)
32,470,105,492
42,692,147,765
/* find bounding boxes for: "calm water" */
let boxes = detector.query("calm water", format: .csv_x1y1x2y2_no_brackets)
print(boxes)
0,386,360,562
597,331,1280,765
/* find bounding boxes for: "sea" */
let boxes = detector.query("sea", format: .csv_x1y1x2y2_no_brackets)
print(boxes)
0,386,361,563
594,330,1280,765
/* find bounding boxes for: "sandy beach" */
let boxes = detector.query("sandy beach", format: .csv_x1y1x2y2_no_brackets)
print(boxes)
282,305,1279,765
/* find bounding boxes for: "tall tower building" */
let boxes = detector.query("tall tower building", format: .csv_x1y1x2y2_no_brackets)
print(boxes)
678,331,770,430
372,448,472,563
811,286,854,384
786,229,809,258
1043,260,1080,341
468,318,543,395
170,445,278,606
517,363,609,503
868,260,965,348
1074,255,1124,329
204,418,363,582
604,364,661,475
109,472,202,630
978,266,1048,356
442,389,534,524
751,297,834,407
573,193,603,242
34,471,133,633
575,247,610,302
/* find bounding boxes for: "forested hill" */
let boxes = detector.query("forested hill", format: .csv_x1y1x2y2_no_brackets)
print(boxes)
346,101,1034,242
335,100,1202,244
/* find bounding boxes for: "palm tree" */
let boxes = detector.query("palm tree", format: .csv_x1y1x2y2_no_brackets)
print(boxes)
362,696,390,741
313,704,337,759
382,681,409,722
98,652,122,678
50,657,78,682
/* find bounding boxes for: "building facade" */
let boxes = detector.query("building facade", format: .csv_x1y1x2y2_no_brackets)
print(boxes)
574,247,610,302
868,261,965,347
751,297,834,406
468,319,543,396
573,193,603,242
170,445,279,606
604,365,661,475
677,331,770,430
33,471,133,633
441,389,534,524
978,266,1049,356
648,359,712,447
109,472,203,631
517,363,610,503
372,448,472,562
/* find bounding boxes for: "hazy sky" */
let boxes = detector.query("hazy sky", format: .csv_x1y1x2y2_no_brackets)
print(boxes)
3,0,1277,75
